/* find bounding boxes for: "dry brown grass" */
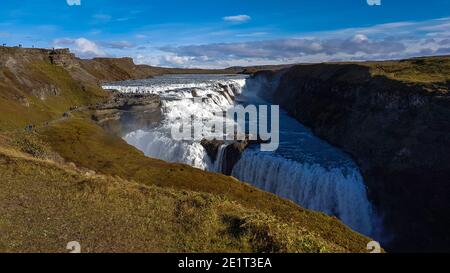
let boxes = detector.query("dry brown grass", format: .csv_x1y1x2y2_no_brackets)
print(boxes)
0,142,350,253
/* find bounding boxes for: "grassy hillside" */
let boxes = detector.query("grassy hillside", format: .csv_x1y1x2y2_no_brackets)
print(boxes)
0,47,108,130
0,139,335,253
36,117,372,252
0,120,372,253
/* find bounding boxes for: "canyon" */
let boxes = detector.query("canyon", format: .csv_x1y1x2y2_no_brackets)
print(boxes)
107,57,450,252
2,46,449,252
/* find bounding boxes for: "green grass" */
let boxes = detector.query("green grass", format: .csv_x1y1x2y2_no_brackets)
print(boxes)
1,137,352,253
327,56,450,85
365,57,450,84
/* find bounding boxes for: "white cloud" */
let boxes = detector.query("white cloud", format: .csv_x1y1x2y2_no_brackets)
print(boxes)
223,15,251,23
351,34,369,43
159,55,194,66
235,32,269,38
54,38,105,58
160,35,406,60
66,0,81,6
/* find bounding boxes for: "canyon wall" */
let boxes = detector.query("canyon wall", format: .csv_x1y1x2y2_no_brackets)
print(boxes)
254,57,450,252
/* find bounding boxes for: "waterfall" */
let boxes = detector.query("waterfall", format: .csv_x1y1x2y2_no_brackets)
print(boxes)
116,75,247,170
104,74,375,238
125,129,212,170
213,145,227,173
231,149,373,235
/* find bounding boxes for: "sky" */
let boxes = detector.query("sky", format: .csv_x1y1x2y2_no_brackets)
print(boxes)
0,0,450,68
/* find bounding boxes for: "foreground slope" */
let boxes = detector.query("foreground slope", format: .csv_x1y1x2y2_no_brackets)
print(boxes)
0,136,346,253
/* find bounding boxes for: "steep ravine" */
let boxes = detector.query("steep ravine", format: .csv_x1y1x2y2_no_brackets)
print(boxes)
252,57,450,252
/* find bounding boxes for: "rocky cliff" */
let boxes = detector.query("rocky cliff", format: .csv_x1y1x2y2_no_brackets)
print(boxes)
254,56,450,252
90,92,162,136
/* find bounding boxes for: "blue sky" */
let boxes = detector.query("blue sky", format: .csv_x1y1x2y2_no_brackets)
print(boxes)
0,0,449,68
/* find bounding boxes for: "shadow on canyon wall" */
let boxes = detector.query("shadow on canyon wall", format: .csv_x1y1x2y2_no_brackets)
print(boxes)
253,59,450,252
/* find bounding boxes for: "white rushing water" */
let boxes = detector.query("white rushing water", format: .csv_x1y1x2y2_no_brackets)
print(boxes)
232,149,373,235
103,74,375,236
106,74,246,170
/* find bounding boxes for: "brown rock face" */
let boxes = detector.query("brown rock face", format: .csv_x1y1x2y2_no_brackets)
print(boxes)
200,139,225,163
221,141,249,175
49,49,79,69
201,137,268,175
91,92,162,136
201,139,248,174
253,58,450,252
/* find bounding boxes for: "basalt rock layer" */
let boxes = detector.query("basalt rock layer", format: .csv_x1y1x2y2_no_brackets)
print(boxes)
90,92,162,136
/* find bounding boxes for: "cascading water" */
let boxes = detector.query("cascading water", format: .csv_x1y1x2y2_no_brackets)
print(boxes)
232,149,373,235
213,145,227,173
104,74,246,170
102,74,375,237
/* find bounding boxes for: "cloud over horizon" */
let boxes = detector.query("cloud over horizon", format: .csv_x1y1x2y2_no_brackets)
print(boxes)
47,17,450,69
153,17,450,68
53,38,106,58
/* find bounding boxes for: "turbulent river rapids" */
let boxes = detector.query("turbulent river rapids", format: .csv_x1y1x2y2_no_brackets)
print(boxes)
103,74,375,237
